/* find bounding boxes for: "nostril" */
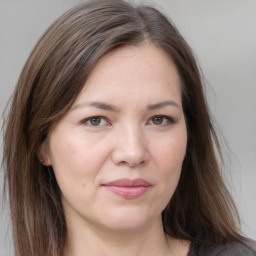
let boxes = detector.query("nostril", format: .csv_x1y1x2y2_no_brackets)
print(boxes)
111,151,149,167
112,154,149,168
128,159,146,168
110,132,149,167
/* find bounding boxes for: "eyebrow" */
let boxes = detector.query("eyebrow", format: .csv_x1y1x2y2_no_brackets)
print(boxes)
71,101,120,112
71,100,181,112
147,100,181,111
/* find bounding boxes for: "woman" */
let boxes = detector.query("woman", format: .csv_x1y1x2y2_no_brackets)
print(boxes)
2,0,256,255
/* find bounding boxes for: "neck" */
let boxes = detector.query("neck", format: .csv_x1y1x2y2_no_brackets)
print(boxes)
64,217,176,256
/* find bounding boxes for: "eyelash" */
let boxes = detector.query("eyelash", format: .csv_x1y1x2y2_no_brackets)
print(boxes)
81,115,175,127
81,116,110,127
147,115,175,126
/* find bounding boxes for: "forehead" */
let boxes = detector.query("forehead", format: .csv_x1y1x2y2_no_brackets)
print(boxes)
75,43,182,105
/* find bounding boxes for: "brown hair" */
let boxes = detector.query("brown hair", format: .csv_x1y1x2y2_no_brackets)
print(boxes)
2,0,242,255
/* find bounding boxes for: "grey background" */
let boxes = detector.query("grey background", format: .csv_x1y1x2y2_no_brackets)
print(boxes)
0,0,255,255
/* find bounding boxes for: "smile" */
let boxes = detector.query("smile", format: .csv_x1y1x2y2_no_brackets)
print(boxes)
102,178,152,199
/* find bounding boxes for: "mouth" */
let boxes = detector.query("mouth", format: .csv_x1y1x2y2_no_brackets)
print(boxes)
102,178,152,199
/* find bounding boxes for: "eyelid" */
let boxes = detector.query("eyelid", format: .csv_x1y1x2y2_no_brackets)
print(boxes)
81,116,110,127
80,115,176,127
147,115,176,126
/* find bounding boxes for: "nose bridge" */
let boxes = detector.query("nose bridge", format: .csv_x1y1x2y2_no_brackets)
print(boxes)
122,122,144,151
112,122,149,167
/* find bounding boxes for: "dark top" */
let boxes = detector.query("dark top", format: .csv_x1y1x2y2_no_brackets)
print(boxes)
188,238,256,256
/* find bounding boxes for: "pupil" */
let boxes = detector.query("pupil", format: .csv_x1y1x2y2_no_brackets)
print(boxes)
153,117,163,125
90,117,101,126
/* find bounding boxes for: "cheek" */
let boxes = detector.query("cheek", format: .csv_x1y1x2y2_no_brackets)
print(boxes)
155,132,187,168
152,128,187,188
49,142,97,206
148,132,187,213
48,134,111,189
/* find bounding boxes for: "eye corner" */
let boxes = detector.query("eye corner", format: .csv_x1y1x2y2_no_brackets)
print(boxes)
80,116,111,127
147,115,176,126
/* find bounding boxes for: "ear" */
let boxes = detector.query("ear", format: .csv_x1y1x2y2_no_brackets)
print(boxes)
38,141,52,166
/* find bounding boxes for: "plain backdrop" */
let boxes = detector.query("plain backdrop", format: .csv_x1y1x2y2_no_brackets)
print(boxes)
0,0,255,255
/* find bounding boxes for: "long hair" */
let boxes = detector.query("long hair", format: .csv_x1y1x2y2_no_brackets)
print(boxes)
2,0,242,255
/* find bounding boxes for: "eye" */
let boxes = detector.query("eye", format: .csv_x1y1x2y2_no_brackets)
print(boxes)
82,116,109,127
148,115,174,126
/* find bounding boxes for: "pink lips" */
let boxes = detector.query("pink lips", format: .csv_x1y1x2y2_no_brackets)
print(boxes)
103,178,151,199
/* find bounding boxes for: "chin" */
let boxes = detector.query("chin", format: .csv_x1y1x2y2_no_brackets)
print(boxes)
98,207,158,232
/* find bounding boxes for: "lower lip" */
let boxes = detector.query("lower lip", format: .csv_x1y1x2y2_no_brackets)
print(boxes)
104,186,150,199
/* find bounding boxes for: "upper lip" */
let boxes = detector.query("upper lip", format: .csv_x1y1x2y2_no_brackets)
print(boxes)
103,178,151,187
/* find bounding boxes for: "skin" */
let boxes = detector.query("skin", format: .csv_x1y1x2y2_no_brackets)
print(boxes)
40,44,189,256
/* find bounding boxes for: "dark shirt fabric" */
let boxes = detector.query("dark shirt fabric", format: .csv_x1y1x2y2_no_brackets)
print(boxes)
188,238,256,256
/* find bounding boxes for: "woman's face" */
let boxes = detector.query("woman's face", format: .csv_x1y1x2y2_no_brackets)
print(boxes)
41,44,187,232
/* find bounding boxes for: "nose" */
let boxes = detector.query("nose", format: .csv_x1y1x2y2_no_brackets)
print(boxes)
111,124,149,167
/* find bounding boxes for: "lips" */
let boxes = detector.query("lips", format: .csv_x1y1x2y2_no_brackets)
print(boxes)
102,178,152,199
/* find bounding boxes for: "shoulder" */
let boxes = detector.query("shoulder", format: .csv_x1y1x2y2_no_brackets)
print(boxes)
189,238,256,256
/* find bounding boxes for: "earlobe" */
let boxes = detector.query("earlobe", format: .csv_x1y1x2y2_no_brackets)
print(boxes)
38,141,52,166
